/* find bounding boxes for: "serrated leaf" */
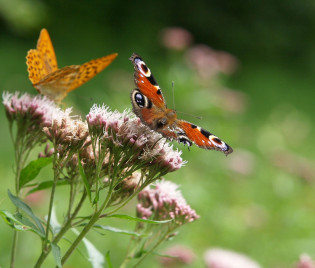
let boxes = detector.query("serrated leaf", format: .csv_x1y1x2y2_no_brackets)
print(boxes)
92,224,144,237
78,155,91,203
27,180,69,195
106,251,113,268
8,190,45,235
0,210,45,237
107,214,172,224
51,243,62,268
20,157,52,188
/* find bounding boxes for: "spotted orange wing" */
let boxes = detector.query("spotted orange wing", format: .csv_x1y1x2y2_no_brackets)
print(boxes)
33,54,118,101
175,120,233,155
26,28,118,102
26,29,58,84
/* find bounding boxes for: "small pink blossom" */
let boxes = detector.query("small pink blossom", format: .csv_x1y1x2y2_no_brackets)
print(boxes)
159,245,196,267
204,248,261,268
137,180,199,225
296,254,315,268
186,45,238,79
2,91,60,127
160,27,193,51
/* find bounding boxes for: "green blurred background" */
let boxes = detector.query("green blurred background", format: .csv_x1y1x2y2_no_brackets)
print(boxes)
1,0,315,267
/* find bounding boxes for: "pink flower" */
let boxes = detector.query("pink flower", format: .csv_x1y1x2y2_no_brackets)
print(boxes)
186,45,238,79
204,248,261,268
86,105,185,175
160,27,193,51
137,180,199,225
296,254,315,268
159,245,196,267
2,91,60,127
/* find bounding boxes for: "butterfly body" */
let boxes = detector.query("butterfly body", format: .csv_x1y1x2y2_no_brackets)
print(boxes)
129,53,233,155
26,29,117,102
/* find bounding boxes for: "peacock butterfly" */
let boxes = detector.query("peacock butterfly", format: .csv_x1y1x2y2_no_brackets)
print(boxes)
129,53,233,155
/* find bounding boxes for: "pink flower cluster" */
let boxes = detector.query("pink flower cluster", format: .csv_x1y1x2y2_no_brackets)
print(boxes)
137,180,199,225
2,92,60,127
86,105,185,174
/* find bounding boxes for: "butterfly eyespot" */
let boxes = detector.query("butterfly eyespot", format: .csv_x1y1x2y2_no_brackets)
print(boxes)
134,92,145,108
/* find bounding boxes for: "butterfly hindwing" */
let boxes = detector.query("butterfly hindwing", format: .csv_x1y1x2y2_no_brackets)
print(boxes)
129,53,166,108
175,120,233,155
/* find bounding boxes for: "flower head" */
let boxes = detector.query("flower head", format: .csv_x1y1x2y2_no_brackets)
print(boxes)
3,91,59,127
296,254,315,268
137,180,199,225
2,91,63,148
160,27,193,51
86,105,185,177
204,248,261,268
159,245,196,267
43,110,89,158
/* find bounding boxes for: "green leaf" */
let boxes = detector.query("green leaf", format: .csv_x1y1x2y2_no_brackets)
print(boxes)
20,157,52,188
92,224,144,237
0,210,45,238
107,214,172,224
51,243,62,268
78,155,91,203
106,251,113,268
8,190,45,235
27,180,69,194
72,228,104,268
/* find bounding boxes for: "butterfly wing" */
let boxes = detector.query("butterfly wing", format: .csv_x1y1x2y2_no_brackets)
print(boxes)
65,53,118,93
34,53,118,102
175,120,233,155
129,53,166,108
26,29,58,84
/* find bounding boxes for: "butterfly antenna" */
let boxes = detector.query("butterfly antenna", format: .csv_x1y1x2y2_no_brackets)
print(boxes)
172,81,176,111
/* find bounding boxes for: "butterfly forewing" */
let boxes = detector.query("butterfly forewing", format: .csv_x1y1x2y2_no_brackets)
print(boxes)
130,53,166,108
66,54,118,93
176,120,233,155
36,29,58,74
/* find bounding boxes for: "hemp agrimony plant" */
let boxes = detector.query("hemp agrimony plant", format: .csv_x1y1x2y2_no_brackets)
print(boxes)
1,92,199,267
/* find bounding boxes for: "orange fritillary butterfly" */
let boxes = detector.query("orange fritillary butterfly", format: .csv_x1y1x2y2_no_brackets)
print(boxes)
26,29,118,102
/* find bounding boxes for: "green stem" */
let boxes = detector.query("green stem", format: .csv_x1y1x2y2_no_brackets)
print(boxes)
61,180,115,265
10,231,18,268
130,229,173,268
61,198,107,264
43,153,60,250
34,191,87,267
10,137,25,268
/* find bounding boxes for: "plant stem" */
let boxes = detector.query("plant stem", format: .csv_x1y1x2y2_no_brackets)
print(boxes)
61,182,114,265
10,137,25,268
130,229,172,268
43,169,58,250
10,231,18,268
34,191,87,267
